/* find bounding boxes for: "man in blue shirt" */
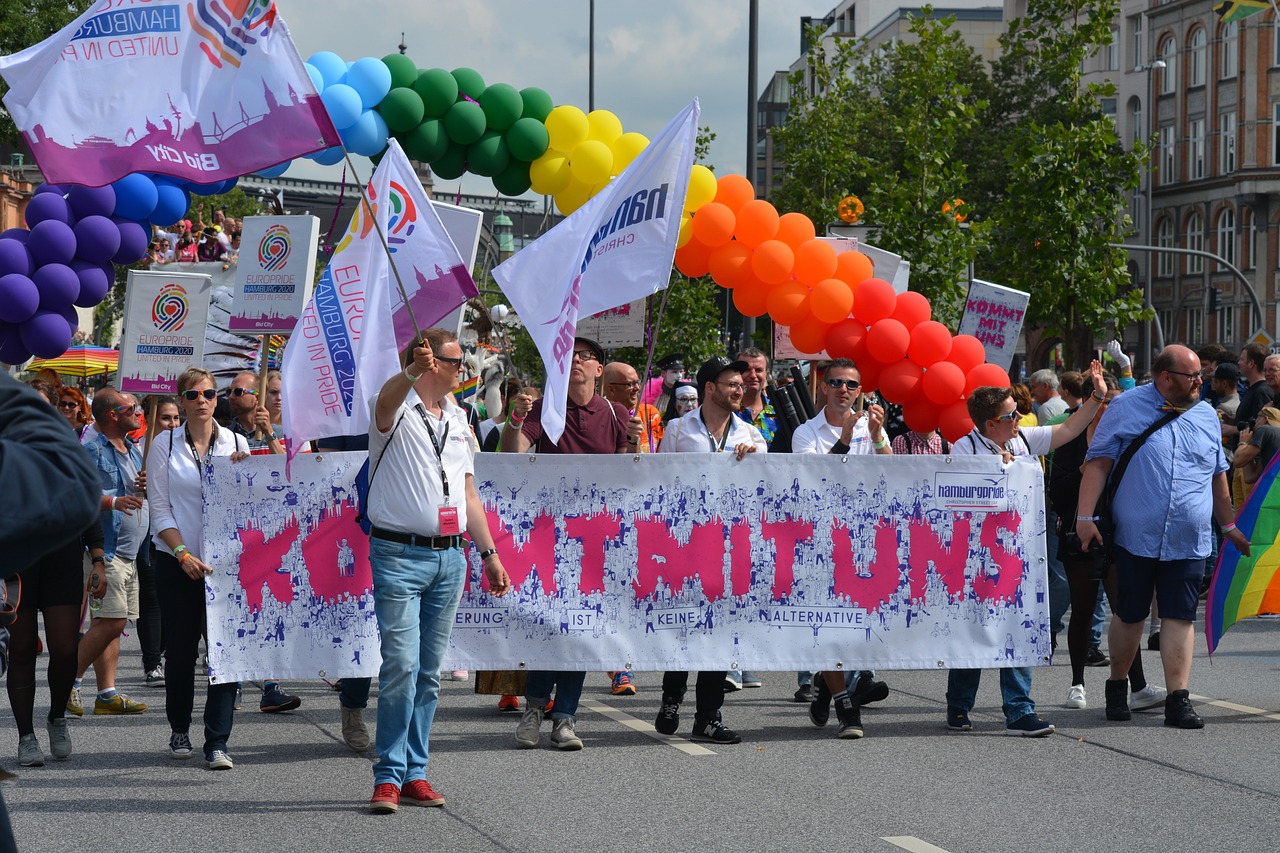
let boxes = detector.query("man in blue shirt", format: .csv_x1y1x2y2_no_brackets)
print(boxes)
1075,346,1250,729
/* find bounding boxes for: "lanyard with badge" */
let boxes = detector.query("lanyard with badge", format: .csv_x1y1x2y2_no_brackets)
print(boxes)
184,423,218,475
701,411,730,453
415,404,460,535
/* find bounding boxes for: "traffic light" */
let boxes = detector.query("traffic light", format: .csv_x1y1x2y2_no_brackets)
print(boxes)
1208,287,1220,314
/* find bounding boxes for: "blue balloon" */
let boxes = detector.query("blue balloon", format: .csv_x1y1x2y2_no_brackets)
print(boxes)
34,184,69,198
112,173,159,221
149,182,190,226
321,84,363,130
309,146,345,167
188,180,224,197
256,160,291,179
346,57,393,110
307,51,348,89
304,62,324,93
67,185,116,220
218,177,238,194
341,110,390,157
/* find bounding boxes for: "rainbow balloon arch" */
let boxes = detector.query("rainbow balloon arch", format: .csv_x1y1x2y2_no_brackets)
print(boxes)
0,51,1009,442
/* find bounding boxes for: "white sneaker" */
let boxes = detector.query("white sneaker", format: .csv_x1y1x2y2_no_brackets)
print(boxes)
550,718,583,751
515,705,545,748
1130,684,1167,712
723,671,743,691
450,670,469,681
1064,684,1086,709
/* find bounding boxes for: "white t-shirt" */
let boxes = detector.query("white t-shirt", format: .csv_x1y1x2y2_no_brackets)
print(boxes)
952,424,1053,458
146,425,248,560
659,407,767,454
791,408,874,455
367,392,475,536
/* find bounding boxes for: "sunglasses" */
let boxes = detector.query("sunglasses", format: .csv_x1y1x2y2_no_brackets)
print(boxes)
181,389,217,401
433,355,464,367
991,410,1020,423
57,400,79,410
824,378,861,391
113,403,143,415
229,387,258,397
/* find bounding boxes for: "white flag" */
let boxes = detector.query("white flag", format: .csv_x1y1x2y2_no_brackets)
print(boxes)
493,99,699,443
280,139,475,468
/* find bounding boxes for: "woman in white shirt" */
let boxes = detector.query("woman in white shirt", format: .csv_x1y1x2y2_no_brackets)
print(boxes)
147,367,248,769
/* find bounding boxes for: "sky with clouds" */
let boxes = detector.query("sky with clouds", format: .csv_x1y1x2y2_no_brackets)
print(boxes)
284,0,819,193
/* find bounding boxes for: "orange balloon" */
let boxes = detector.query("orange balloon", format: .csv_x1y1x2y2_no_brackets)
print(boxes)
880,359,924,404
713,174,755,213
834,250,874,286
674,237,713,279
907,320,952,367
965,363,1011,395
892,291,932,330
734,199,780,248
793,238,839,287
690,202,735,248
810,277,854,324
939,399,974,442
732,277,771,317
825,318,867,360
789,313,832,355
852,278,897,325
949,334,987,374
751,239,795,285
707,241,754,289
767,281,811,326
775,212,817,249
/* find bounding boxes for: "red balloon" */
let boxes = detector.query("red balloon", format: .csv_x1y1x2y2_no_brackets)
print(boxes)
732,277,770,317
902,397,940,434
892,291,931,330
690,202,736,247
907,320,952,367
866,318,910,364
675,237,713,278
949,334,987,374
964,362,1011,396
825,318,866,360
751,239,795,284
923,360,965,405
789,313,832,355
879,359,923,404
708,241,753,289
852,278,896,325
939,399,974,443
856,359,881,393
767,281,811,326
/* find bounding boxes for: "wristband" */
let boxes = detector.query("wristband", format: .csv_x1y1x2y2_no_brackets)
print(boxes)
91,556,105,565
478,548,499,561
178,551,194,564
509,414,526,425
1077,516,1100,522
403,367,420,383
1090,392,1106,402
872,436,888,449
174,544,188,557
1222,522,1238,533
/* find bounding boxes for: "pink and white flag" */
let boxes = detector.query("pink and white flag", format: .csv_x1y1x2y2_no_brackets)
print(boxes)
493,99,699,444
279,139,476,469
0,0,339,187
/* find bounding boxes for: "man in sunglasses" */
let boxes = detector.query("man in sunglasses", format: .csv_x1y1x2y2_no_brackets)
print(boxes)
227,372,283,456
602,361,662,452
73,388,150,719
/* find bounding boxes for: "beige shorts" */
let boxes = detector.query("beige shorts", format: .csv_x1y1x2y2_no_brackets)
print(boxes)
94,554,139,621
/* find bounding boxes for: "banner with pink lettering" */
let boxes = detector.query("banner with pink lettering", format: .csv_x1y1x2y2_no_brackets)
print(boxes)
200,452,1049,680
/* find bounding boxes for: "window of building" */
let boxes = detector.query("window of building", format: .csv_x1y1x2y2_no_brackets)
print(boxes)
1221,111,1236,174
1242,207,1255,269
1187,212,1204,274
1222,21,1238,79
1102,98,1117,125
1160,36,1178,94
1107,28,1119,71
1131,98,1143,146
1220,304,1236,344
1274,103,1280,166
1189,28,1207,86
1190,118,1205,179
1158,308,1175,342
1187,306,1204,343
1160,124,1176,183
1157,217,1175,277
1132,16,1144,70
1217,208,1236,268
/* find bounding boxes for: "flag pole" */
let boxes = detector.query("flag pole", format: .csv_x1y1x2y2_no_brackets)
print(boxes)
339,147,427,347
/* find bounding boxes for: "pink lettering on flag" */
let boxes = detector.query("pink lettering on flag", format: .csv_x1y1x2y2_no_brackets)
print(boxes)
487,509,558,594
633,518,726,600
728,519,753,597
973,512,1025,603
235,518,299,611
565,512,624,595
760,518,815,600
907,516,971,604
831,520,902,612
298,500,371,602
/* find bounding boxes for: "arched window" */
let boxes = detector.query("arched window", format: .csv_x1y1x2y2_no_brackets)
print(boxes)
1189,27,1207,86
1157,217,1175,277
1187,212,1204,273
1217,208,1236,269
1221,21,1238,79
1160,36,1178,95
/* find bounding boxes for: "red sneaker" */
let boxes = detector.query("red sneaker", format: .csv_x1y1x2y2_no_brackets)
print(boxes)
497,695,520,713
370,782,400,814
403,779,445,807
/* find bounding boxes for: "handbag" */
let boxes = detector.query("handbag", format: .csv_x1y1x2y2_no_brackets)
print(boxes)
1094,408,1183,553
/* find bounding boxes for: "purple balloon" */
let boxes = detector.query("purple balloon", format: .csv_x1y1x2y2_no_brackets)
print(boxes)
112,173,159,221
20,310,74,359
0,322,31,366
67,185,116,220
34,263,81,310
27,220,77,267
0,238,33,277
73,215,122,264
34,184,68,197
0,273,40,324
112,219,148,265
0,228,29,245
71,260,113,308
24,193,72,228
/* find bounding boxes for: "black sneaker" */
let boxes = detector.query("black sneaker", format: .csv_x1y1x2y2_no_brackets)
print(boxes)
793,684,817,703
1086,645,1109,667
654,698,680,735
850,673,889,706
1147,631,1160,651
834,696,864,739
1163,689,1205,729
1105,678,1131,722
1005,713,1054,737
945,706,972,731
808,677,832,727
260,684,302,713
691,718,741,744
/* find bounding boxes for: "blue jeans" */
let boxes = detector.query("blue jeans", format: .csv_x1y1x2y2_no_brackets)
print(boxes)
946,667,1035,724
369,540,466,786
340,677,371,710
526,671,585,721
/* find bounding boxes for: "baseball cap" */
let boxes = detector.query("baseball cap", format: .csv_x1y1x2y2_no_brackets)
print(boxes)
696,356,749,391
1214,362,1241,383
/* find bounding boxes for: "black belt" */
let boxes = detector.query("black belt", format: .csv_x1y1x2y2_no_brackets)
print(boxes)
370,528,461,550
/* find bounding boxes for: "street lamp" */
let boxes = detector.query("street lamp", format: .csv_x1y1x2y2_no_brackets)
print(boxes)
1136,58,1166,373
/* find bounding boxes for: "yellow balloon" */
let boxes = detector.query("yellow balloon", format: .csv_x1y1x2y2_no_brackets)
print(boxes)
529,151,572,196
677,214,692,248
555,178,594,216
684,164,717,213
611,132,649,175
544,105,589,152
568,139,613,187
586,109,623,146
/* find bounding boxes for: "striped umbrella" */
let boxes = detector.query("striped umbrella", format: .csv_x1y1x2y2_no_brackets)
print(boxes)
28,344,120,378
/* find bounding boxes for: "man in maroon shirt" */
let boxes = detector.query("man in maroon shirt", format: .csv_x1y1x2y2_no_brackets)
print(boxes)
501,337,642,749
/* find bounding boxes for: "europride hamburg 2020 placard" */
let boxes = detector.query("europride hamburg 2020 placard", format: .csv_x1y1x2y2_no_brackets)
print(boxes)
229,215,320,334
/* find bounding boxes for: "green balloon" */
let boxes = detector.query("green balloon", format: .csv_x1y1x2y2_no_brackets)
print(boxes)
451,67,486,101
493,159,532,197
402,118,448,163
467,130,510,178
381,54,418,89
506,116,550,162
444,100,487,146
414,68,458,118
431,141,468,180
479,83,524,132
519,87,554,122
377,87,426,134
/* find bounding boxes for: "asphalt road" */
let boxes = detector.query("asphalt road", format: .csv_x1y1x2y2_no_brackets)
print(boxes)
5,614,1278,853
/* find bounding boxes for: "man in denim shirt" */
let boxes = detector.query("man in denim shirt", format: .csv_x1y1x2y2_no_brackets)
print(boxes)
1075,346,1250,728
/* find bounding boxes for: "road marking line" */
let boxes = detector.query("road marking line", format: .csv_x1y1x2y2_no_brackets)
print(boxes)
881,836,953,853
1188,694,1280,722
580,699,716,756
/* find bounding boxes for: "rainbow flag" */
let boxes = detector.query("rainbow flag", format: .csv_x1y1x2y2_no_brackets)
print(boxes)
453,375,480,402
1206,451,1280,654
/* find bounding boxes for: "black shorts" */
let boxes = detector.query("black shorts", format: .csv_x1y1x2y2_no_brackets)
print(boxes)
18,537,86,611
1112,547,1204,623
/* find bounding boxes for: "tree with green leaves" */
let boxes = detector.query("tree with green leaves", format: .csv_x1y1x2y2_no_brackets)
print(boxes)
0,1,93,145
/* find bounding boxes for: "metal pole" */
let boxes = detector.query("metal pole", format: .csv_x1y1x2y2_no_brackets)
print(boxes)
589,0,595,112
741,0,759,351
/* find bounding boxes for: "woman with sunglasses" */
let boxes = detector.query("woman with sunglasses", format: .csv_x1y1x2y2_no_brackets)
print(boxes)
58,387,93,441
146,367,250,769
